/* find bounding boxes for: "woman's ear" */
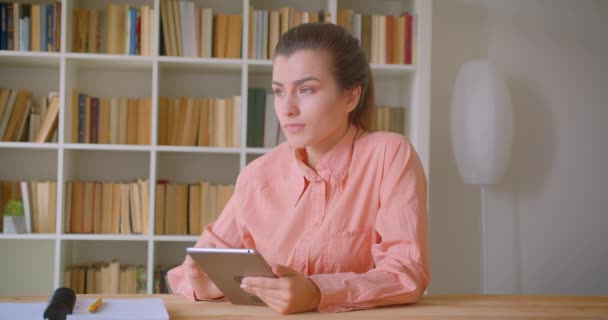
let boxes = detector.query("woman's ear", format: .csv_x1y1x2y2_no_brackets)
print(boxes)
344,85,362,113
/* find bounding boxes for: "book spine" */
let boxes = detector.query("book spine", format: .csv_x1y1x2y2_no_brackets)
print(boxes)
0,3,7,50
77,93,86,143
46,4,53,52
90,97,99,144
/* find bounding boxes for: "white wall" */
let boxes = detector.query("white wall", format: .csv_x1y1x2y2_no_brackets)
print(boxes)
430,0,608,294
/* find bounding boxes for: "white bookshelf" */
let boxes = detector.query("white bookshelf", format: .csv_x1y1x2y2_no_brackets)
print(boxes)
0,0,431,295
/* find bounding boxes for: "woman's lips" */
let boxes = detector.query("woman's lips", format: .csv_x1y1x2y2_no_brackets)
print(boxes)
284,123,306,134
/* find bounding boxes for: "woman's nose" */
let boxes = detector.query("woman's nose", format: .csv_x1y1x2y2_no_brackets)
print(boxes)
278,93,299,116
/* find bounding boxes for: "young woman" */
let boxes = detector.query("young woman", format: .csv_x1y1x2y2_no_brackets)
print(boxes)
168,22,429,314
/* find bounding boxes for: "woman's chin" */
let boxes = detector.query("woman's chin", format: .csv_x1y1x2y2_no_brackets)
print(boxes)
285,137,310,150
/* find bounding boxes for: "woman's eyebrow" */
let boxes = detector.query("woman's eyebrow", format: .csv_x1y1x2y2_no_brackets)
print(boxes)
272,76,321,87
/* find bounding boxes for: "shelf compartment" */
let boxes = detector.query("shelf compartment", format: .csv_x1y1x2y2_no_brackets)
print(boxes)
64,59,153,145
0,52,61,67
156,152,239,185
0,148,57,181
60,239,148,265
58,239,149,292
157,65,243,148
0,60,60,112
63,149,150,182
67,0,157,55
0,239,55,295
158,0,243,58
154,241,195,270
158,62,242,97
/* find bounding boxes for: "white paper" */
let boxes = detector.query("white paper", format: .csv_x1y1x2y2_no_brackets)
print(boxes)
0,302,46,320
68,299,168,320
0,299,168,320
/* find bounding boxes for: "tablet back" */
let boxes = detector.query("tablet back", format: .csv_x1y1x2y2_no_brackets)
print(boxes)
186,247,276,306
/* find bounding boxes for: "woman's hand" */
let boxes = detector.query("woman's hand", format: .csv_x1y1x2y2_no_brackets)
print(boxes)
184,255,224,300
240,264,321,314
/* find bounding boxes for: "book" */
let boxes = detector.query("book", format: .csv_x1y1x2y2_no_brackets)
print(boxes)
34,95,59,143
20,181,32,233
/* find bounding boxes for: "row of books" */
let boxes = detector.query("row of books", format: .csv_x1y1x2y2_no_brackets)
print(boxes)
155,181,234,235
0,2,61,52
2,87,284,148
0,181,57,233
159,0,242,58
63,261,146,294
0,88,59,143
249,7,331,60
63,179,234,236
337,10,417,65
371,105,407,134
65,180,150,235
73,4,155,55
157,92,286,148
158,96,240,147
247,88,285,148
72,90,152,145
154,265,174,294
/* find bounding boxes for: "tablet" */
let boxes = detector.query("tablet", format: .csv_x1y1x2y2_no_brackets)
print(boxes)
186,247,276,306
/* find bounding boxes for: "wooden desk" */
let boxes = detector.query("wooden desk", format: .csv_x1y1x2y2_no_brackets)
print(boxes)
2,294,607,319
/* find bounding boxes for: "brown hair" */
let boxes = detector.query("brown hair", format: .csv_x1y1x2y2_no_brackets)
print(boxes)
274,23,375,131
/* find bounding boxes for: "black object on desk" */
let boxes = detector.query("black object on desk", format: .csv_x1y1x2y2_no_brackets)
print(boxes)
43,287,76,320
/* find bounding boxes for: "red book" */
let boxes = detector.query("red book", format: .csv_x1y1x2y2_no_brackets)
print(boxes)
90,97,99,143
405,12,413,65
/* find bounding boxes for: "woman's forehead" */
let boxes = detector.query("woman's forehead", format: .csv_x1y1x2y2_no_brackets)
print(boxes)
272,50,332,82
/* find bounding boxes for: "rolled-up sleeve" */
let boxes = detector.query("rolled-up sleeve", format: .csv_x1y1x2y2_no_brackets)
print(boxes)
309,138,430,312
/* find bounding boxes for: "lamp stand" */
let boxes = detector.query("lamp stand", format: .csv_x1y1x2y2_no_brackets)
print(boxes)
481,184,488,294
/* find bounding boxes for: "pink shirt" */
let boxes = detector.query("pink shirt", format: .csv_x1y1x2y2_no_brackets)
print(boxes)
167,125,430,312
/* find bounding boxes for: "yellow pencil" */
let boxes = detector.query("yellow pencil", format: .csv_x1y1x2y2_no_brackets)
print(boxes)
88,298,103,312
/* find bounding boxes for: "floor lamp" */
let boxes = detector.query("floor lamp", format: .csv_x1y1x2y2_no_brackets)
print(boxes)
450,60,513,294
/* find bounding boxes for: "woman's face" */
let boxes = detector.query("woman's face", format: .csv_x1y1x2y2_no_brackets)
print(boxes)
272,49,359,152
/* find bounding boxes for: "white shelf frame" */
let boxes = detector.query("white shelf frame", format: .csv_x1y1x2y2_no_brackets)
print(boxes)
0,0,430,295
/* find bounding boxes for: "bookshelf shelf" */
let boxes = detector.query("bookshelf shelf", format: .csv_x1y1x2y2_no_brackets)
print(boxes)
0,233,57,240
0,0,431,296
158,56,244,69
0,52,61,66
0,142,60,150
63,143,152,152
245,147,272,154
65,54,156,69
152,235,199,242
155,145,241,154
60,234,151,241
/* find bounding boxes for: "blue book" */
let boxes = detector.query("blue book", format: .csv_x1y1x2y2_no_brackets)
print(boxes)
39,4,46,51
0,3,7,50
46,4,53,51
129,8,136,55
78,93,87,143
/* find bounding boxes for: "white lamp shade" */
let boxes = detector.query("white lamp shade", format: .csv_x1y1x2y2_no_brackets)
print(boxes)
450,60,514,185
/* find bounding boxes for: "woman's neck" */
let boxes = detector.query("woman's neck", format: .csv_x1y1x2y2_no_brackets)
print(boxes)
305,123,350,170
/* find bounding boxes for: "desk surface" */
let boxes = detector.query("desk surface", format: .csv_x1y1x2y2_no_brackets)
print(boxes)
2,294,607,319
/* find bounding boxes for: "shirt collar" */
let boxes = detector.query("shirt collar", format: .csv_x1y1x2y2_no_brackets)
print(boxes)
291,125,359,206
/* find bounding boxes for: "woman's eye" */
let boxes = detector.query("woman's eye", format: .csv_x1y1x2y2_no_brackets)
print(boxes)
273,89,285,96
300,87,314,94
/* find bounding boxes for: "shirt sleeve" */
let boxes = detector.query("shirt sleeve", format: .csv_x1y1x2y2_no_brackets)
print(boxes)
309,137,430,312
167,174,253,301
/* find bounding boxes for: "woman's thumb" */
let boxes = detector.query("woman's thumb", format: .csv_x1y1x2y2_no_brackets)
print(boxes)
273,264,299,277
